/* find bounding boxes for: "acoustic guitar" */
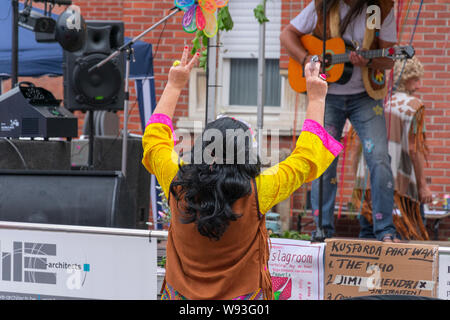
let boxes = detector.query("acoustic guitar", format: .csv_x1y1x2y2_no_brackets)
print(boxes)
288,34,415,93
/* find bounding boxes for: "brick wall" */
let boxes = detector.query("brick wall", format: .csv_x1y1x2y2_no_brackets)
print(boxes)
12,0,448,239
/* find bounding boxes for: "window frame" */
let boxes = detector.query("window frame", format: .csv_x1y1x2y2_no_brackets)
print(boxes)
218,57,286,115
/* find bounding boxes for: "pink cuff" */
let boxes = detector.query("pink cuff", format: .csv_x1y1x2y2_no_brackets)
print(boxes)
302,119,343,157
146,113,177,144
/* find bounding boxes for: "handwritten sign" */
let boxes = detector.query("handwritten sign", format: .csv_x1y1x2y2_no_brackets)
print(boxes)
269,238,325,300
324,239,439,300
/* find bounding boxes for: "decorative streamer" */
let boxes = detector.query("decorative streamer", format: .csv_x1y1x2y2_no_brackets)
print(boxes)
175,0,228,38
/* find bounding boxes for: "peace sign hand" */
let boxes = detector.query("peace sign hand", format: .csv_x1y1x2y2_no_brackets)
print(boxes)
168,46,200,90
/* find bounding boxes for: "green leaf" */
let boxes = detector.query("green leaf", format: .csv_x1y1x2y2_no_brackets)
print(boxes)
254,4,269,24
217,6,234,31
202,34,209,47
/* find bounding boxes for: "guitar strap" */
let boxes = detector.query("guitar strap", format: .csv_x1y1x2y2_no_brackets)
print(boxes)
361,0,394,100
313,1,341,39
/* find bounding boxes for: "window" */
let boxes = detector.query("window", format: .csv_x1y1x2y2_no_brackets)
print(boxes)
219,0,282,109
229,58,282,107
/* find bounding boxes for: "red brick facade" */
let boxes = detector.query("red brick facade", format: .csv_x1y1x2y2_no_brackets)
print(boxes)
13,0,449,239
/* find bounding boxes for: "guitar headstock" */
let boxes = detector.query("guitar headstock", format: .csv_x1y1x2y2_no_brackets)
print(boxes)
387,46,415,60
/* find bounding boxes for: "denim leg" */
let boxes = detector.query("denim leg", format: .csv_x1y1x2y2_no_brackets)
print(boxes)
348,93,397,240
311,94,347,238
420,203,425,225
359,215,376,239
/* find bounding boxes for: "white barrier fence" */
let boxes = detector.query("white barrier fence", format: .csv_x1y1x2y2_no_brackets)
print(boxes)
0,221,449,300
0,221,163,300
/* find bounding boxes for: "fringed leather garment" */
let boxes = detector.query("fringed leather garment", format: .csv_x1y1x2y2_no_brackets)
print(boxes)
351,92,429,240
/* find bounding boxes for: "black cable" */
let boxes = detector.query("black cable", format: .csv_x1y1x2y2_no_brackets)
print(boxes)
392,0,424,92
93,99,139,169
153,17,168,61
2,138,29,169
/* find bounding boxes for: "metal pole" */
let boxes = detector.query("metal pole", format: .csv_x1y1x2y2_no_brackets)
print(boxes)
88,109,94,168
205,34,218,125
256,1,266,157
11,0,19,87
314,0,327,242
121,48,132,177
0,220,169,239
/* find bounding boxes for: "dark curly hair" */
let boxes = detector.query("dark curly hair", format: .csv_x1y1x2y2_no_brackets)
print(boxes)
169,117,261,241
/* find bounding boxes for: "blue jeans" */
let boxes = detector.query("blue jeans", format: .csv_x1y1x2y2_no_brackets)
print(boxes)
311,92,397,240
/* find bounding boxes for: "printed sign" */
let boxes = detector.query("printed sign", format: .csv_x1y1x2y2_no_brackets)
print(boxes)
269,238,325,300
439,249,450,300
324,239,439,300
0,227,157,300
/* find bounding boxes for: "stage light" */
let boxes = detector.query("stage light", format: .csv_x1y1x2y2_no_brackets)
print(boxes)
19,7,56,34
18,2,86,52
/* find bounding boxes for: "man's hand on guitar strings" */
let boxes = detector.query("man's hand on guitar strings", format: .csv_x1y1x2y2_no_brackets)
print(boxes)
349,50,369,68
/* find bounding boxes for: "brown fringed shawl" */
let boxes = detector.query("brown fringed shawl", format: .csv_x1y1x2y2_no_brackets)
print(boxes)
351,92,429,240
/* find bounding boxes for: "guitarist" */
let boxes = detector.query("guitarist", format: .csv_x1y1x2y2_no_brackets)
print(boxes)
280,0,399,242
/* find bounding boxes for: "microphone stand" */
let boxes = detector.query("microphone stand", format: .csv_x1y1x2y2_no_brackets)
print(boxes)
11,0,19,87
88,7,182,177
313,0,327,242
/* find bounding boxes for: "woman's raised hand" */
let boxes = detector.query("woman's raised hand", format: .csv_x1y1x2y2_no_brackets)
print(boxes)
168,46,200,90
304,58,328,103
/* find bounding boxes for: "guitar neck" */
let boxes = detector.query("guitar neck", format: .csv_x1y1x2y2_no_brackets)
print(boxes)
331,48,389,65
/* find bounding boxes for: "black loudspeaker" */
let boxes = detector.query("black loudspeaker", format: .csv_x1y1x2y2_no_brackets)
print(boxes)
0,139,71,170
63,21,125,111
71,136,150,229
0,170,136,228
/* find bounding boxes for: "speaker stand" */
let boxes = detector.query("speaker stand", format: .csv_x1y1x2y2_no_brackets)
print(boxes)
88,109,94,169
312,176,326,242
121,48,132,177
88,7,182,177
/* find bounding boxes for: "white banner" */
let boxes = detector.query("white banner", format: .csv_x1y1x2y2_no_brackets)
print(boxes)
439,249,450,300
269,238,325,300
0,227,157,300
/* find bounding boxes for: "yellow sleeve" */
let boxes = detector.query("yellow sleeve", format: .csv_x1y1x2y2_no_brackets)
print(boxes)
256,120,343,214
142,120,180,199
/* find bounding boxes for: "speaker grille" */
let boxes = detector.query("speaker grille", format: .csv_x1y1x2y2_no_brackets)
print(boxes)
21,118,39,135
72,54,122,107
63,21,125,112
